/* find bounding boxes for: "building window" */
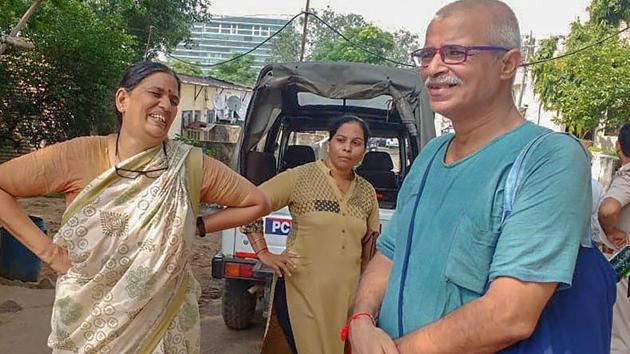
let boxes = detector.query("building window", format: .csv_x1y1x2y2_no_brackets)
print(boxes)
207,110,215,123
181,110,193,128
193,110,201,122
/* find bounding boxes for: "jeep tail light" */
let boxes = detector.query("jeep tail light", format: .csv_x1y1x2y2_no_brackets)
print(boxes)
224,262,254,278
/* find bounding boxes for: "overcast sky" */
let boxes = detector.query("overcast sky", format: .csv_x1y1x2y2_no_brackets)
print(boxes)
208,0,592,40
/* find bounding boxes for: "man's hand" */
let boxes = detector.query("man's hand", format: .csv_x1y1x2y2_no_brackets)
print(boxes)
607,229,629,249
349,317,399,354
257,250,296,277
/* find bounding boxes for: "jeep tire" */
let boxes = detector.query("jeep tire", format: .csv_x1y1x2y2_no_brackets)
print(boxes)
222,278,257,330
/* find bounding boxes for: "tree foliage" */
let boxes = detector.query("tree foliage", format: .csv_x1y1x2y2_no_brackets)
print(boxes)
311,25,396,64
167,58,204,76
267,21,301,63
0,0,135,148
210,54,257,86
268,7,419,67
0,0,210,149
588,0,630,26
88,0,212,61
530,2,630,137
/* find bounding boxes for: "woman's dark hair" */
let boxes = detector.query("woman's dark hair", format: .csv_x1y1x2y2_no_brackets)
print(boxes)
115,61,181,124
328,115,371,147
619,123,630,157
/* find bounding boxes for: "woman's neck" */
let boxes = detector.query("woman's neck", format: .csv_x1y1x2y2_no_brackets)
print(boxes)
115,130,159,162
324,159,352,181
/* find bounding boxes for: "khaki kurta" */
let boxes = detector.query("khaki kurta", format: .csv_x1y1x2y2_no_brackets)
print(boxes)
260,160,379,354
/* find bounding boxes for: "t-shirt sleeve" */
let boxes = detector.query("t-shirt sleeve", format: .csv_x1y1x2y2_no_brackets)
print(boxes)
0,138,98,197
605,173,630,208
200,155,257,206
376,208,401,260
258,168,297,211
489,134,591,287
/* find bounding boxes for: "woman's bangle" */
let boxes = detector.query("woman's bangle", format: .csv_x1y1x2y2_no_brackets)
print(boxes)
339,312,376,341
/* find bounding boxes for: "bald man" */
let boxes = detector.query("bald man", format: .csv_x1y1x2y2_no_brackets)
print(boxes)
348,1,615,353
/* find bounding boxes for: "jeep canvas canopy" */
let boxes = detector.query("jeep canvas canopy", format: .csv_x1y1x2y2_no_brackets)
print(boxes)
235,62,436,170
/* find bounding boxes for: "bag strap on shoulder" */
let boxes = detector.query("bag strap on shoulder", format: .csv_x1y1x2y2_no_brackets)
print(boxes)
501,132,592,247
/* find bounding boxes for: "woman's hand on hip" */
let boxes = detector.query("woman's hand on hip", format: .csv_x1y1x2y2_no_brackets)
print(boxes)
349,317,399,354
41,243,71,274
257,250,296,278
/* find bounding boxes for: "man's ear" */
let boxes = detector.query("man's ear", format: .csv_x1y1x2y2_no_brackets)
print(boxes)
500,49,521,81
115,88,129,115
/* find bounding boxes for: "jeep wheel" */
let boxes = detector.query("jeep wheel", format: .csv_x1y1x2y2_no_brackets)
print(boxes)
222,278,257,330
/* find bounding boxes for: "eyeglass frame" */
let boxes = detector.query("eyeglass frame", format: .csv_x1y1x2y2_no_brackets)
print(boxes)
410,44,511,67
114,139,169,180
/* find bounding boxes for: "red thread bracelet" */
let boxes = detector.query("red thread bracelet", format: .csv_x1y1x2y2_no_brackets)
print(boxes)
255,247,268,256
339,312,375,341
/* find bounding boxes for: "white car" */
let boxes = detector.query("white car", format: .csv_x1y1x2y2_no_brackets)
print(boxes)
211,62,436,329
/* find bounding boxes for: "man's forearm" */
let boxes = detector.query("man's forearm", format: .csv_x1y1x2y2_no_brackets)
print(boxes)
396,278,556,354
395,296,517,353
352,251,392,316
599,198,621,234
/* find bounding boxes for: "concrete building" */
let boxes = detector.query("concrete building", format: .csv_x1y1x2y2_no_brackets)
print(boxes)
171,16,287,72
168,74,252,142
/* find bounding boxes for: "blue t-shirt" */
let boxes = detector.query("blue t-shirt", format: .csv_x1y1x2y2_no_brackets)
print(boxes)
376,121,591,338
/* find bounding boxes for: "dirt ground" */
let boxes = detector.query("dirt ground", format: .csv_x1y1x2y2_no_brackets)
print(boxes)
2,196,263,353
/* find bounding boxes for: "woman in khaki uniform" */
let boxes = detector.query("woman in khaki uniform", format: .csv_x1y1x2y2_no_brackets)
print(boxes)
242,116,380,354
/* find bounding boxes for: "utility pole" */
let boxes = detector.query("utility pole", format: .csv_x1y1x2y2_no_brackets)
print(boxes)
144,25,154,60
0,0,43,55
517,31,535,111
299,0,311,62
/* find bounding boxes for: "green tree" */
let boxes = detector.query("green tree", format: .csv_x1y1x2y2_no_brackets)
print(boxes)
167,58,204,76
268,8,416,67
0,0,135,148
306,6,367,59
267,21,301,63
391,29,421,66
89,0,212,61
311,25,396,65
531,21,630,136
210,54,257,86
588,0,630,26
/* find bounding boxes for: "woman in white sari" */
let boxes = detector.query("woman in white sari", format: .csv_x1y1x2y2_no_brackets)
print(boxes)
0,62,270,353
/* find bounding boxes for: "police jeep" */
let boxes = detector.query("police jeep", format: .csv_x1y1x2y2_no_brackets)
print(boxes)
211,62,436,329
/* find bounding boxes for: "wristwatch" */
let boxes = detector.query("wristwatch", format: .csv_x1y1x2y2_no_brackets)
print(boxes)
196,216,206,237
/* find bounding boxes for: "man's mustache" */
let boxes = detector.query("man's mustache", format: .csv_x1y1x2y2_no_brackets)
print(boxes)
425,75,463,86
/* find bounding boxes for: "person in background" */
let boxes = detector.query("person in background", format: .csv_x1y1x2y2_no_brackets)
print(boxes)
599,122,630,354
242,115,380,354
0,61,269,353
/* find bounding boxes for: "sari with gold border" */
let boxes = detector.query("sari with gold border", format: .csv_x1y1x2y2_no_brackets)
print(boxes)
48,140,202,354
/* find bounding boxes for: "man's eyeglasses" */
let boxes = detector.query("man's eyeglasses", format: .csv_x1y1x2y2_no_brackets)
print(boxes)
411,45,511,67
114,135,169,179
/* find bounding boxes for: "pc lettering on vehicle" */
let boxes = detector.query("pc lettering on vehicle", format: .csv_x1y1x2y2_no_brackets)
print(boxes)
264,217,291,236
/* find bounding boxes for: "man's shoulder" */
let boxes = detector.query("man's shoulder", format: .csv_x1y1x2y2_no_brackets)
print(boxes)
526,131,587,165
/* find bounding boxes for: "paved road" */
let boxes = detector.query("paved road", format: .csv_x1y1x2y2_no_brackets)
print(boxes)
0,285,264,354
